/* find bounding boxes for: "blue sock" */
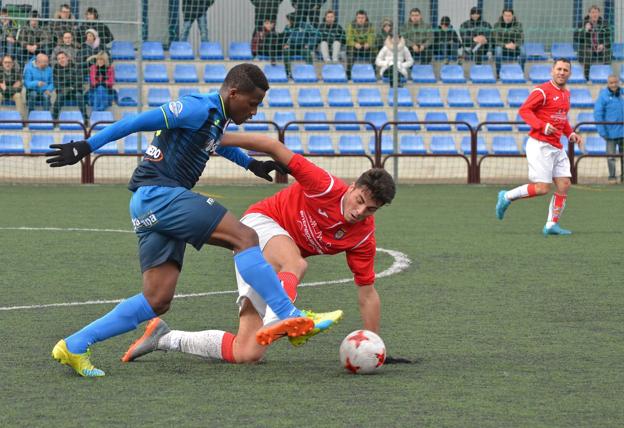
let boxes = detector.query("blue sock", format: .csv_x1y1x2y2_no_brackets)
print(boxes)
65,293,157,354
234,246,302,319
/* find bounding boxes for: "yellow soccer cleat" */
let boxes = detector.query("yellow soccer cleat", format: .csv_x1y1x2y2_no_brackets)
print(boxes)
51,339,105,377
289,309,344,347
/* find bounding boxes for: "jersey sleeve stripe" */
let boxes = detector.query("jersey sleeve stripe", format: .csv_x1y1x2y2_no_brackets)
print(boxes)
160,106,170,129
532,88,547,105
351,231,374,250
303,174,335,198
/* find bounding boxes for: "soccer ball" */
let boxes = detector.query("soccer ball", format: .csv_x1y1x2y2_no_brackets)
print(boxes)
339,330,386,374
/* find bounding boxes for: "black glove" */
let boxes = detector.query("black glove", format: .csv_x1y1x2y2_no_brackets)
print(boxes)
384,355,413,364
248,159,290,182
45,140,92,167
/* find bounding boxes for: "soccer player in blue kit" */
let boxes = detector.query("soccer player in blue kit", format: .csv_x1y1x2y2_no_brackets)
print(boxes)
46,63,342,377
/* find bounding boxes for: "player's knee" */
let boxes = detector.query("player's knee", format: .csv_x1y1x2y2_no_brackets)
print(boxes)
146,296,171,315
293,257,308,277
235,349,264,364
233,224,260,252
534,183,551,195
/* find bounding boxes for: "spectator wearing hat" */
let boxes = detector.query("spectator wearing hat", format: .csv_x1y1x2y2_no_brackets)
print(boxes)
460,6,491,64
401,8,433,64
433,16,462,64
493,8,525,78
78,28,106,79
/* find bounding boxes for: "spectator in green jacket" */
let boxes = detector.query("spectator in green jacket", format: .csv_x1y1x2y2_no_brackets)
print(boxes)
574,5,612,80
401,8,433,64
346,9,375,79
493,8,525,78
317,9,345,63
460,6,491,64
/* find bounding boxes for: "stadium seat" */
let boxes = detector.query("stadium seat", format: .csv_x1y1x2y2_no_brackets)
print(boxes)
273,111,297,130
507,88,529,107
0,134,23,153
351,64,376,82
364,111,388,130
322,64,347,83
297,88,323,107
492,136,520,154
369,135,394,154
455,112,479,131
0,110,22,129
569,63,586,84
397,111,420,131
327,88,353,107
411,64,436,83
142,41,164,60
529,64,550,83
178,87,200,97
425,112,451,131
264,64,288,83
203,64,227,83
62,134,84,145
570,88,593,108
477,88,504,107
90,111,114,130
388,88,413,107
417,87,443,107
584,136,607,154
173,64,198,83
114,63,137,82
267,88,293,107
440,64,465,83
292,64,318,83
147,88,171,106
515,113,530,132
169,41,194,60
124,134,149,154
357,88,383,107
551,42,576,60
229,42,252,60
621,65,624,83
59,111,84,130
589,64,612,84
284,135,303,153
523,42,547,60
338,135,365,154
111,40,135,60
430,136,457,154
576,112,596,133
499,63,526,83
470,64,496,83
447,88,474,107
303,111,329,131
334,111,359,130
144,63,168,82
400,135,426,154
29,134,54,153
485,112,512,131
559,135,583,155
28,110,53,130
461,136,488,155
226,122,239,132
307,135,334,154
117,88,139,107
244,111,269,131
200,41,224,60
613,43,624,60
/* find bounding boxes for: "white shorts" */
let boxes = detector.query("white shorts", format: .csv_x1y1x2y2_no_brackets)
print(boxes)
525,137,571,183
235,213,293,318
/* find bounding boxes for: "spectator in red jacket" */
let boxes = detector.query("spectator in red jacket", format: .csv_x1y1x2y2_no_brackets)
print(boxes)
88,51,114,111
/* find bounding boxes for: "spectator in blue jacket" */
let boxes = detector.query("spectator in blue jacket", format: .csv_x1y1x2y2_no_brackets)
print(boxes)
594,74,624,183
24,52,54,112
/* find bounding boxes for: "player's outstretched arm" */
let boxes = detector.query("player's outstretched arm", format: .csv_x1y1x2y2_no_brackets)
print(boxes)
358,285,381,333
220,133,295,166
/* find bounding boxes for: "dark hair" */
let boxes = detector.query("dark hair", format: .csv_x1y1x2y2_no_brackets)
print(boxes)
356,9,367,16
1,8,8,14
86,7,99,19
30,10,39,18
356,169,396,205
502,8,514,15
410,8,421,14
60,4,71,11
553,57,571,67
223,63,269,93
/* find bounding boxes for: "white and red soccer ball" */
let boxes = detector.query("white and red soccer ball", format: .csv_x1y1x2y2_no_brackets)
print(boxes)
339,330,386,374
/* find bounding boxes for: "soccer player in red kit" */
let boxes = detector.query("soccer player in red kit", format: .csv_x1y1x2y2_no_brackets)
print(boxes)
121,135,396,364
496,58,582,236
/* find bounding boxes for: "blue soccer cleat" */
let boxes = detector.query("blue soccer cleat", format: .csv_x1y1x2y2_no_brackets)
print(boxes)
543,223,572,236
496,190,511,220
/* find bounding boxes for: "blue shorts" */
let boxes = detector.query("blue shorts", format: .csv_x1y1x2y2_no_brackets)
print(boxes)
129,186,227,272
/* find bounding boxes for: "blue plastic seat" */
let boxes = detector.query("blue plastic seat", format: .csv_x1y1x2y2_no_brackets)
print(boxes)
90,111,114,130
358,88,383,107
364,111,388,130
114,63,137,82
584,136,607,154
117,88,138,107
369,135,394,154
551,42,576,60
351,64,376,82
174,64,198,83
0,134,23,153
569,63,586,84
226,122,239,132
243,111,269,131
589,65,612,84
334,111,359,130
470,64,496,83
273,111,297,130
477,88,504,107
203,64,227,83
411,64,436,83
111,40,135,60
338,135,365,154
447,88,474,107
440,64,465,83
144,63,168,82
169,41,194,60
486,112,512,131
417,87,443,107
388,88,413,107
425,112,451,131
570,88,593,108
307,135,334,154
621,65,624,82
500,63,525,83
28,110,54,130
147,88,171,107
268,88,293,107
430,136,457,154
455,112,479,131
492,136,520,154
178,87,200,98
264,64,288,83
327,88,353,107
321,64,347,83
397,111,420,131
461,136,488,155
400,135,426,154
515,113,530,132
200,41,224,60
292,64,317,83
142,41,164,60
29,134,54,153
297,88,323,107
576,112,596,133
0,110,22,129
523,42,547,60
62,134,84,145
124,134,149,154
303,111,329,131
229,42,252,60
529,64,550,83
613,43,624,60
507,88,529,107
284,135,303,153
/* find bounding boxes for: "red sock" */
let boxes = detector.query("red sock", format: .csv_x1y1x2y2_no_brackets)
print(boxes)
221,332,236,363
552,192,567,223
527,183,537,197
278,271,299,302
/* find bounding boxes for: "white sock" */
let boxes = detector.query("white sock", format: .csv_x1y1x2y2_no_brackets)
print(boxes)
263,307,279,327
505,184,530,201
157,330,226,360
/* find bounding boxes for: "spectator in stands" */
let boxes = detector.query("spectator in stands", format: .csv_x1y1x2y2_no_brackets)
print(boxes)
460,6,491,64
78,29,106,79
594,74,624,183
77,7,114,46
51,32,79,66
493,8,525,79
251,0,283,33
52,51,86,122
401,8,433,64
575,5,612,81
375,35,413,85
282,12,319,78
0,8,18,59
346,9,375,80
24,53,53,113
16,10,52,67
317,9,345,63
181,0,214,42
0,55,26,120
251,19,280,63
433,16,462,64
88,51,114,112
291,0,326,27
49,4,78,46
374,18,393,51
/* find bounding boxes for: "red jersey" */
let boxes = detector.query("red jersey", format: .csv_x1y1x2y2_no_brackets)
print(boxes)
245,154,376,286
518,80,574,149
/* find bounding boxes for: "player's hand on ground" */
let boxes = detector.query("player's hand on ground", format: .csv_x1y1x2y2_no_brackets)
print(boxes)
45,140,92,167
248,159,291,182
384,355,413,364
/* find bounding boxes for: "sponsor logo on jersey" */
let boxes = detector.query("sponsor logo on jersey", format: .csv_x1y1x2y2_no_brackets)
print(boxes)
334,228,346,239
206,197,215,205
131,213,158,231
553,96,559,101
144,144,163,162
204,138,218,153
317,208,328,218
168,101,183,117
